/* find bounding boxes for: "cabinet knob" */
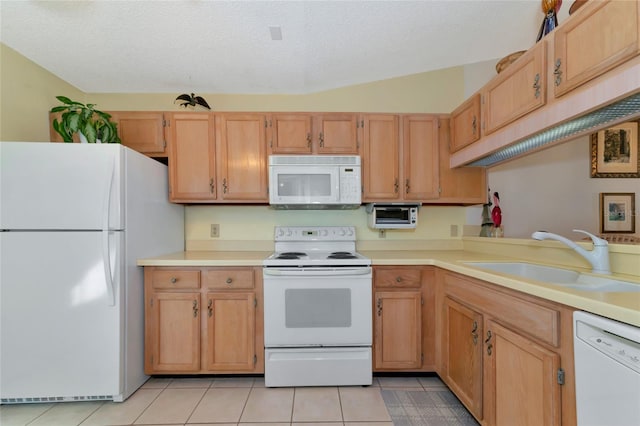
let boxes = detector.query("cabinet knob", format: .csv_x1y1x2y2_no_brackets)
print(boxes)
554,59,563,87
170,277,177,284
395,276,402,283
533,73,541,98
226,277,233,284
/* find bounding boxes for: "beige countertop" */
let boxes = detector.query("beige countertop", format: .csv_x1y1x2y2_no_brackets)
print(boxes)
138,249,640,327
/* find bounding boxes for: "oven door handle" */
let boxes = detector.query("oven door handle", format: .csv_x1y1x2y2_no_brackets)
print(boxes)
263,267,372,276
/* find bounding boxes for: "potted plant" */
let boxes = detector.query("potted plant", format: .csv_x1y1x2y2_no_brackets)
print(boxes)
50,96,121,143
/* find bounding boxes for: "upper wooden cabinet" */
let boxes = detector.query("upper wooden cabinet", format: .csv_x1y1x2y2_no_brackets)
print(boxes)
482,40,547,135
401,115,440,201
109,111,167,156
361,114,401,200
434,118,487,205
268,113,313,154
166,112,216,203
553,0,640,97
269,113,359,154
449,94,481,153
215,113,268,202
362,114,439,202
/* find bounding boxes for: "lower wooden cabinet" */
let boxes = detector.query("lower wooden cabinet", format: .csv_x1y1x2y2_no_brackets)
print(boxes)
436,269,575,426
372,266,436,371
442,296,483,420
143,266,263,374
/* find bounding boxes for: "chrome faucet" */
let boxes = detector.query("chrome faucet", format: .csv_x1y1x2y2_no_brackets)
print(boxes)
531,229,611,275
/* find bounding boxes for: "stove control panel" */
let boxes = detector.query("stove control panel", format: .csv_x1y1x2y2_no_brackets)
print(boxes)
275,226,356,241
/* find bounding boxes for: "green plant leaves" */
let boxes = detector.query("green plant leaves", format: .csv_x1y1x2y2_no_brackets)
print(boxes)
49,96,121,143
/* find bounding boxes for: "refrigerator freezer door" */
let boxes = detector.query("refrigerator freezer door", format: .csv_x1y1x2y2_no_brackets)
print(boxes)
0,142,123,230
0,230,124,401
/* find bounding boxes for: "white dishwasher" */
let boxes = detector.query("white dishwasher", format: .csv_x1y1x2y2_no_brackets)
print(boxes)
573,311,640,426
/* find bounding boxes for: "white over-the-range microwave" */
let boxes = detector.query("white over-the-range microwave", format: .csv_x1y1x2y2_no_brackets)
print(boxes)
268,155,361,209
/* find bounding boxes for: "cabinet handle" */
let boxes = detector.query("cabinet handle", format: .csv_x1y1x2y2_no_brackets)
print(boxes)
318,132,324,147
395,276,402,283
193,300,198,317
226,277,233,285
405,179,410,194
472,116,477,135
394,178,399,193
207,299,213,317
209,178,214,194
222,178,228,194
471,320,478,345
307,133,312,148
533,73,541,98
554,59,563,86
485,330,492,354
170,277,177,284
376,298,382,316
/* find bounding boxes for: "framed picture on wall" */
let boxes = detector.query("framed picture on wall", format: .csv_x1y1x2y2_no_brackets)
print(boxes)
600,193,636,234
590,121,639,178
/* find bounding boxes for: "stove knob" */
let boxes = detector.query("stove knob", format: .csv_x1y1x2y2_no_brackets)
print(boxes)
286,229,293,237
347,228,354,236
340,228,346,236
277,229,285,237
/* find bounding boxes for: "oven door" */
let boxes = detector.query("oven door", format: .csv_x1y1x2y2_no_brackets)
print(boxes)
268,165,340,205
263,267,372,347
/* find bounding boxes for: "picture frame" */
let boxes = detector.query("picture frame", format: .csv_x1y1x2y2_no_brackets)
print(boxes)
590,121,639,178
600,193,636,234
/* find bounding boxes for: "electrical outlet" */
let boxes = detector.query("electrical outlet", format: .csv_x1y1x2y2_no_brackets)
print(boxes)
378,229,386,238
210,224,220,238
450,225,459,237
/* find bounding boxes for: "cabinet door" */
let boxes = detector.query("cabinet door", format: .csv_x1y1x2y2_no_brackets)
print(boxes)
110,111,166,155
204,292,256,371
374,290,422,370
361,114,400,201
269,113,313,154
443,297,483,420
167,113,216,202
450,94,481,152
484,320,561,426
482,41,546,135
216,113,268,201
146,292,200,373
402,115,439,201
554,0,640,97
314,113,359,154
434,118,487,204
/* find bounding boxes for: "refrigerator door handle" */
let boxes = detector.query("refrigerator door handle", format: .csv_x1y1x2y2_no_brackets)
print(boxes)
102,230,117,306
102,157,115,232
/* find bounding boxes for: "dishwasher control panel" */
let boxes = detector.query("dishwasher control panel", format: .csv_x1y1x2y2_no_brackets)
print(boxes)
576,316,640,374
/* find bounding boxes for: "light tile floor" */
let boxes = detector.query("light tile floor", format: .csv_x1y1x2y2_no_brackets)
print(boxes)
0,375,449,426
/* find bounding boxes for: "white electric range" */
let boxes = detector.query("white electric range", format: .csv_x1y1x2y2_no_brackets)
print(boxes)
262,226,372,387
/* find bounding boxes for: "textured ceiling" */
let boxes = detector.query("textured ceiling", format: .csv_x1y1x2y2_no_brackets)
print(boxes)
0,0,570,94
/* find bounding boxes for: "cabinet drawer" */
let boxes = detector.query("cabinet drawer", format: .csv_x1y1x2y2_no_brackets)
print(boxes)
443,272,560,347
152,269,201,289
204,269,255,289
375,268,422,288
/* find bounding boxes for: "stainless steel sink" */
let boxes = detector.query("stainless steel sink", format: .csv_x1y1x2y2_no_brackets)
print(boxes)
464,262,640,293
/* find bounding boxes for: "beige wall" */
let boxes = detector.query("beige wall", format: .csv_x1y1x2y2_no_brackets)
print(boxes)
0,44,84,141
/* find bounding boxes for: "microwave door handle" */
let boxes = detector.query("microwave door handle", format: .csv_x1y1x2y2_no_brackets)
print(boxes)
264,267,371,277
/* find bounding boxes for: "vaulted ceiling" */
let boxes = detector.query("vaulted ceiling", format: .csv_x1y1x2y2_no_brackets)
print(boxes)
0,0,570,94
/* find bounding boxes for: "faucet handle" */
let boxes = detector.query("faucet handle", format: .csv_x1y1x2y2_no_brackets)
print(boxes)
572,229,608,246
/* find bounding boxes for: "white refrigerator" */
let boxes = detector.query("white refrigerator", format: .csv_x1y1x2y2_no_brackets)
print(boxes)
0,142,184,403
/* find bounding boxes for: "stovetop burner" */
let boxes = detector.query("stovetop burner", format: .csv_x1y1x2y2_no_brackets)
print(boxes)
276,252,308,259
328,251,357,259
